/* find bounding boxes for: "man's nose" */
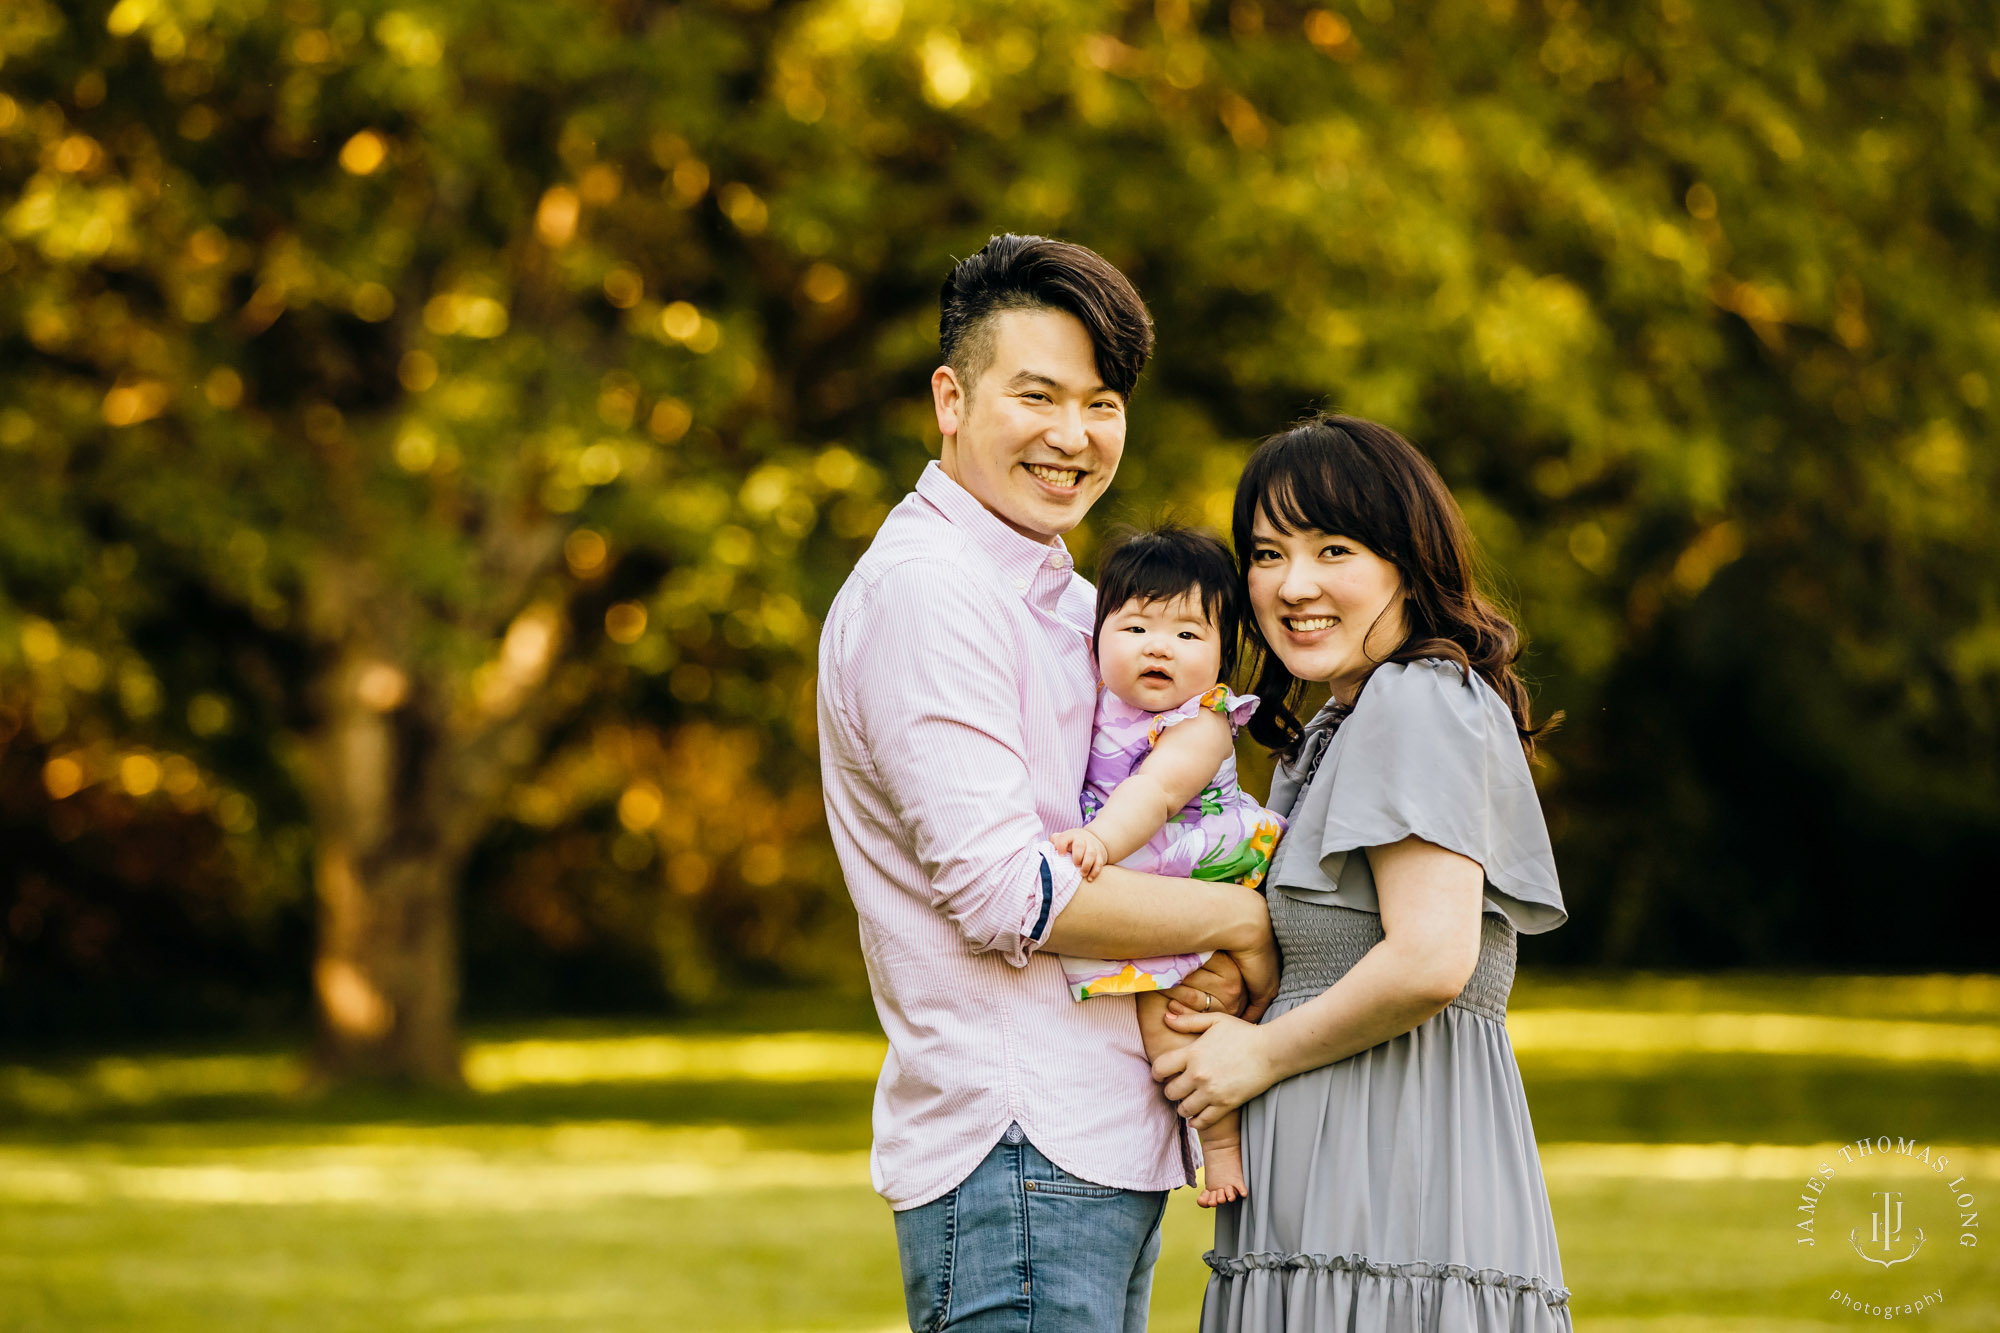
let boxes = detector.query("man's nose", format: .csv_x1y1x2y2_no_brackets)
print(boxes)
1045,404,1087,454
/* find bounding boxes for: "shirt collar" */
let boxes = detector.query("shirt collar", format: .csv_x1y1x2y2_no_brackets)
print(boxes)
914,460,1076,609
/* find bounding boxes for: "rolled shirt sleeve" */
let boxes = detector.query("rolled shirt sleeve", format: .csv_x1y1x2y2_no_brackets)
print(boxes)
843,558,1083,965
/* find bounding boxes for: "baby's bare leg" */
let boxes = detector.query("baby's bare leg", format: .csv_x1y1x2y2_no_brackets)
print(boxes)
1137,992,1247,1208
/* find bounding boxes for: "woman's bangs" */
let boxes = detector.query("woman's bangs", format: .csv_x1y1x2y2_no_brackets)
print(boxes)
1249,434,1369,543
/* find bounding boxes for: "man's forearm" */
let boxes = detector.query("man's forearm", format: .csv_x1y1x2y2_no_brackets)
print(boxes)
1041,865,1268,959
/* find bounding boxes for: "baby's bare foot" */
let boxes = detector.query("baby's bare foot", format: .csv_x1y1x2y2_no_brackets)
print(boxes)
1197,1140,1247,1209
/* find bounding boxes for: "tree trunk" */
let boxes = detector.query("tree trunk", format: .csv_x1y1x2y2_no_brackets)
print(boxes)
297,526,565,1086
303,653,466,1086
312,837,465,1086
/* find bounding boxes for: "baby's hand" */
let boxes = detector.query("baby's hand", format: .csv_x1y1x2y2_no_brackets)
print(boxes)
1051,828,1109,880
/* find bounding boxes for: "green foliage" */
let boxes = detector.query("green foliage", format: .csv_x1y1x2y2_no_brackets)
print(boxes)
1,0,1996,1025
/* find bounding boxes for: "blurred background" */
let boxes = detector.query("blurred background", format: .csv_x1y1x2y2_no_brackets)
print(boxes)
0,0,1995,1328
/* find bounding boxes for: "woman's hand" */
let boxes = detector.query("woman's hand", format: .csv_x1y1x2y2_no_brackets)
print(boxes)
1150,1011,1281,1131
1050,827,1108,880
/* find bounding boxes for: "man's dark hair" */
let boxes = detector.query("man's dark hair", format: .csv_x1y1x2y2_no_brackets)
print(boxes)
1092,524,1243,681
939,234,1155,399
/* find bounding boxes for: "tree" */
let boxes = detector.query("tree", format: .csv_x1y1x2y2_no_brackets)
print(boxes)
3,0,1995,1077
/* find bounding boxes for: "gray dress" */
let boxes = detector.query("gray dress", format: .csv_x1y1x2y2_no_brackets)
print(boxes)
1202,659,1573,1332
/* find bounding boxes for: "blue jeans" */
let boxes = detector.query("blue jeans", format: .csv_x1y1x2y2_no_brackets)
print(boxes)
893,1125,1167,1332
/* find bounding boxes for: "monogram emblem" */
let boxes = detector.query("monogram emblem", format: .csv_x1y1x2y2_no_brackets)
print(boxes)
1848,1190,1925,1269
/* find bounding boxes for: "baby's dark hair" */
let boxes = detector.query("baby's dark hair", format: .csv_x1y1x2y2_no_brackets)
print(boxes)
1092,524,1242,679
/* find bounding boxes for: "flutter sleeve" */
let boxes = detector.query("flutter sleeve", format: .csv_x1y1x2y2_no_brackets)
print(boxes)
1145,684,1261,749
1270,659,1566,934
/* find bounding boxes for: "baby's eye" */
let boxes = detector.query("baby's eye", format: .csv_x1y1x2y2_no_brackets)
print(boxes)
1177,631,1199,640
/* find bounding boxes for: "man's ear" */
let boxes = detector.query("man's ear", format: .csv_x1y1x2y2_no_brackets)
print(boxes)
931,364,965,442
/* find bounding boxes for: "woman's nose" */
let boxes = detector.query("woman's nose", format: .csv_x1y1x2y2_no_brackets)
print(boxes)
1279,566,1318,603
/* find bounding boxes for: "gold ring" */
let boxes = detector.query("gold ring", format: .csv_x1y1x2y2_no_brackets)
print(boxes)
1202,993,1213,1012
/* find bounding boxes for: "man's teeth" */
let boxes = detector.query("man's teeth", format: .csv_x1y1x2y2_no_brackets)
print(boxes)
1287,617,1338,631
1025,464,1082,487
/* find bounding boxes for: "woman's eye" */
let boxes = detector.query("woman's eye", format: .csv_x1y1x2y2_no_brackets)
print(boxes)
1321,545,1350,558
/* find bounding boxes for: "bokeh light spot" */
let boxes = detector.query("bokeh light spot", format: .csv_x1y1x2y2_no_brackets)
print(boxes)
339,130,388,176
605,601,648,644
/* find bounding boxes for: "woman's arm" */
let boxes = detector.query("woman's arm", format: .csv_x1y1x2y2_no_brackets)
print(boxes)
1152,834,1484,1129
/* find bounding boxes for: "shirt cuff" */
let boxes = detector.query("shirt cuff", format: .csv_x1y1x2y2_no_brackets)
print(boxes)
1023,843,1083,958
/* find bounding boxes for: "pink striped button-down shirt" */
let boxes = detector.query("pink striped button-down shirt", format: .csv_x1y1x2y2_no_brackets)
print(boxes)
818,461,1186,1209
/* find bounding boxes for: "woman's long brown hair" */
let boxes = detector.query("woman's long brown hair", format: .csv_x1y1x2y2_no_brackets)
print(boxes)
1231,414,1559,758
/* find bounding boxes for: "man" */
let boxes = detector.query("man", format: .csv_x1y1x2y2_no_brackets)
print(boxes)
817,234,1278,1332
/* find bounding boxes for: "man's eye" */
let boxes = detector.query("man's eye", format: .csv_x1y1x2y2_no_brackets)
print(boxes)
1022,392,1050,403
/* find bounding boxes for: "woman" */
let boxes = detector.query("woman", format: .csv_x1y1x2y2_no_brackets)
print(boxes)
1155,414,1572,1330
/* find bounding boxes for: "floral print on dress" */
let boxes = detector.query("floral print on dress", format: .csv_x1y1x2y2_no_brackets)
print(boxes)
1060,684,1289,1001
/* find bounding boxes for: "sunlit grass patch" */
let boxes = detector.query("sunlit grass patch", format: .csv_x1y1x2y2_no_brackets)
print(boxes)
1,980,1996,1329
0,1053,302,1117
0,1123,871,1209
7,976,1999,1121
1509,1010,2000,1070
1511,972,2000,1022
464,1032,887,1090
1538,1141,2000,1180
0,1033,892,1120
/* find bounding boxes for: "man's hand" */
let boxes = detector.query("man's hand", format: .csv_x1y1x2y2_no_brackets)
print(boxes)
1050,827,1109,880
1160,951,1248,1017
1231,932,1280,1022
1168,922,1279,1022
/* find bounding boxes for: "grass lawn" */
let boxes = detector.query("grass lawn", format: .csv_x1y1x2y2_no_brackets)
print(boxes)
0,974,1995,1331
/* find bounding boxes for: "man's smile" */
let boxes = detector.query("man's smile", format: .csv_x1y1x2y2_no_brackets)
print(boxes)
1023,463,1084,489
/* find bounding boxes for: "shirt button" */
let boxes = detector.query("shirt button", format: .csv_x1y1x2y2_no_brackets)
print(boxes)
1014,577,1028,591
1048,553,1064,568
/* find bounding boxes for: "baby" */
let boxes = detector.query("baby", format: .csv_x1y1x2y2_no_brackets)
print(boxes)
1053,525,1286,1208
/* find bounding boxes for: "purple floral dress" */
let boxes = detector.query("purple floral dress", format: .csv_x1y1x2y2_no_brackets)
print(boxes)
1059,684,1288,1001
